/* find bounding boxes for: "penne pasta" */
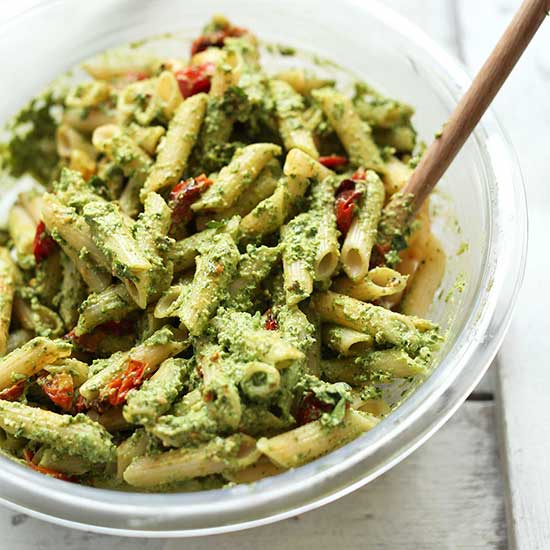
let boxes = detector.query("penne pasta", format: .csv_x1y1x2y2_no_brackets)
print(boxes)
240,148,333,239
270,79,318,158
401,234,446,317
0,400,115,463
0,337,71,391
312,87,384,172
258,410,379,468
123,358,188,425
192,143,282,212
275,68,333,96
8,205,36,269
0,15,445,490
141,93,208,198
0,248,17,356
195,158,281,228
81,200,152,308
333,266,409,302
322,324,374,356
341,170,385,281
178,233,240,336
79,326,187,402
123,434,260,488
215,310,304,369
321,349,428,385
311,291,437,353
75,284,138,335
196,342,242,431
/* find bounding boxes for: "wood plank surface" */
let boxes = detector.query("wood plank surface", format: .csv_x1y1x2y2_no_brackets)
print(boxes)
455,2,550,548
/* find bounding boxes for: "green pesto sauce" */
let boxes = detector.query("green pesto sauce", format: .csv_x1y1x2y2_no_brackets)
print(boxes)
1,90,64,184
0,16,448,492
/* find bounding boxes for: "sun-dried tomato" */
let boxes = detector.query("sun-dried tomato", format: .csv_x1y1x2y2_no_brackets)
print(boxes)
23,449,76,482
72,394,89,414
33,221,57,263
39,372,74,411
174,63,215,98
295,394,333,425
169,174,213,226
264,310,278,331
125,71,148,82
318,155,348,169
0,381,25,401
190,25,246,55
106,359,147,407
351,167,368,180
334,179,363,236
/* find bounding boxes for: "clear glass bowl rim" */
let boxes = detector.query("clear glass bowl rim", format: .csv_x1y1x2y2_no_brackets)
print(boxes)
0,0,528,538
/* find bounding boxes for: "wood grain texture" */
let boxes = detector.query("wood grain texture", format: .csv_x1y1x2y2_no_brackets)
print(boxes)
456,1,550,548
0,403,505,550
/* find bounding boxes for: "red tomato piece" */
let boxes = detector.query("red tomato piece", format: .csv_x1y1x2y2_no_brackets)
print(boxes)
169,174,213,226
23,449,75,482
191,31,226,56
351,167,368,180
33,221,57,263
0,381,25,401
334,179,363,236
190,25,246,55
264,310,278,331
107,359,147,406
295,394,333,425
318,155,348,169
125,71,148,82
174,62,215,98
39,372,74,411
72,394,89,414
67,319,134,353
99,319,135,336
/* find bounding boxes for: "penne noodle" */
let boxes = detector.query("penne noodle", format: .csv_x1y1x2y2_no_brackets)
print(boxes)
258,410,379,468
0,16,445,490
178,233,240,336
341,170,385,281
270,79,318,158
8,205,36,269
192,143,282,212
322,324,374,356
312,87,384,172
275,68,333,96
401,234,446,317
0,337,71,391
79,326,187,402
0,248,17,356
333,266,409,302
141,93,208,198
0,400,115,463
124,434,260,487
321,349,428,384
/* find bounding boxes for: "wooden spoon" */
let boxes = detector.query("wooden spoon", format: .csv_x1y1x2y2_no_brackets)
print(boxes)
379,0,549,245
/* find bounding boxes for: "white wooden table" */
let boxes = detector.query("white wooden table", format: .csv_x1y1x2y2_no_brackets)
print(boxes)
1,1,549,548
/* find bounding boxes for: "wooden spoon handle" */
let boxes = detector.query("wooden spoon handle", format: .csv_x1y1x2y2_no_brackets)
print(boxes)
383,0,549,229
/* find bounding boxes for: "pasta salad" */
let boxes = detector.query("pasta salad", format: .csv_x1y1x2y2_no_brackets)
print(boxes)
0,15,444,490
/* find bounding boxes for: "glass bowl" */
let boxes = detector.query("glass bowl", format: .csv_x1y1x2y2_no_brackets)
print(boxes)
0,0,527,537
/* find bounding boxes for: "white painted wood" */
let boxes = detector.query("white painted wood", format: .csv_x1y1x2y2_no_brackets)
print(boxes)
456,2,550,548
0,402,505,550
